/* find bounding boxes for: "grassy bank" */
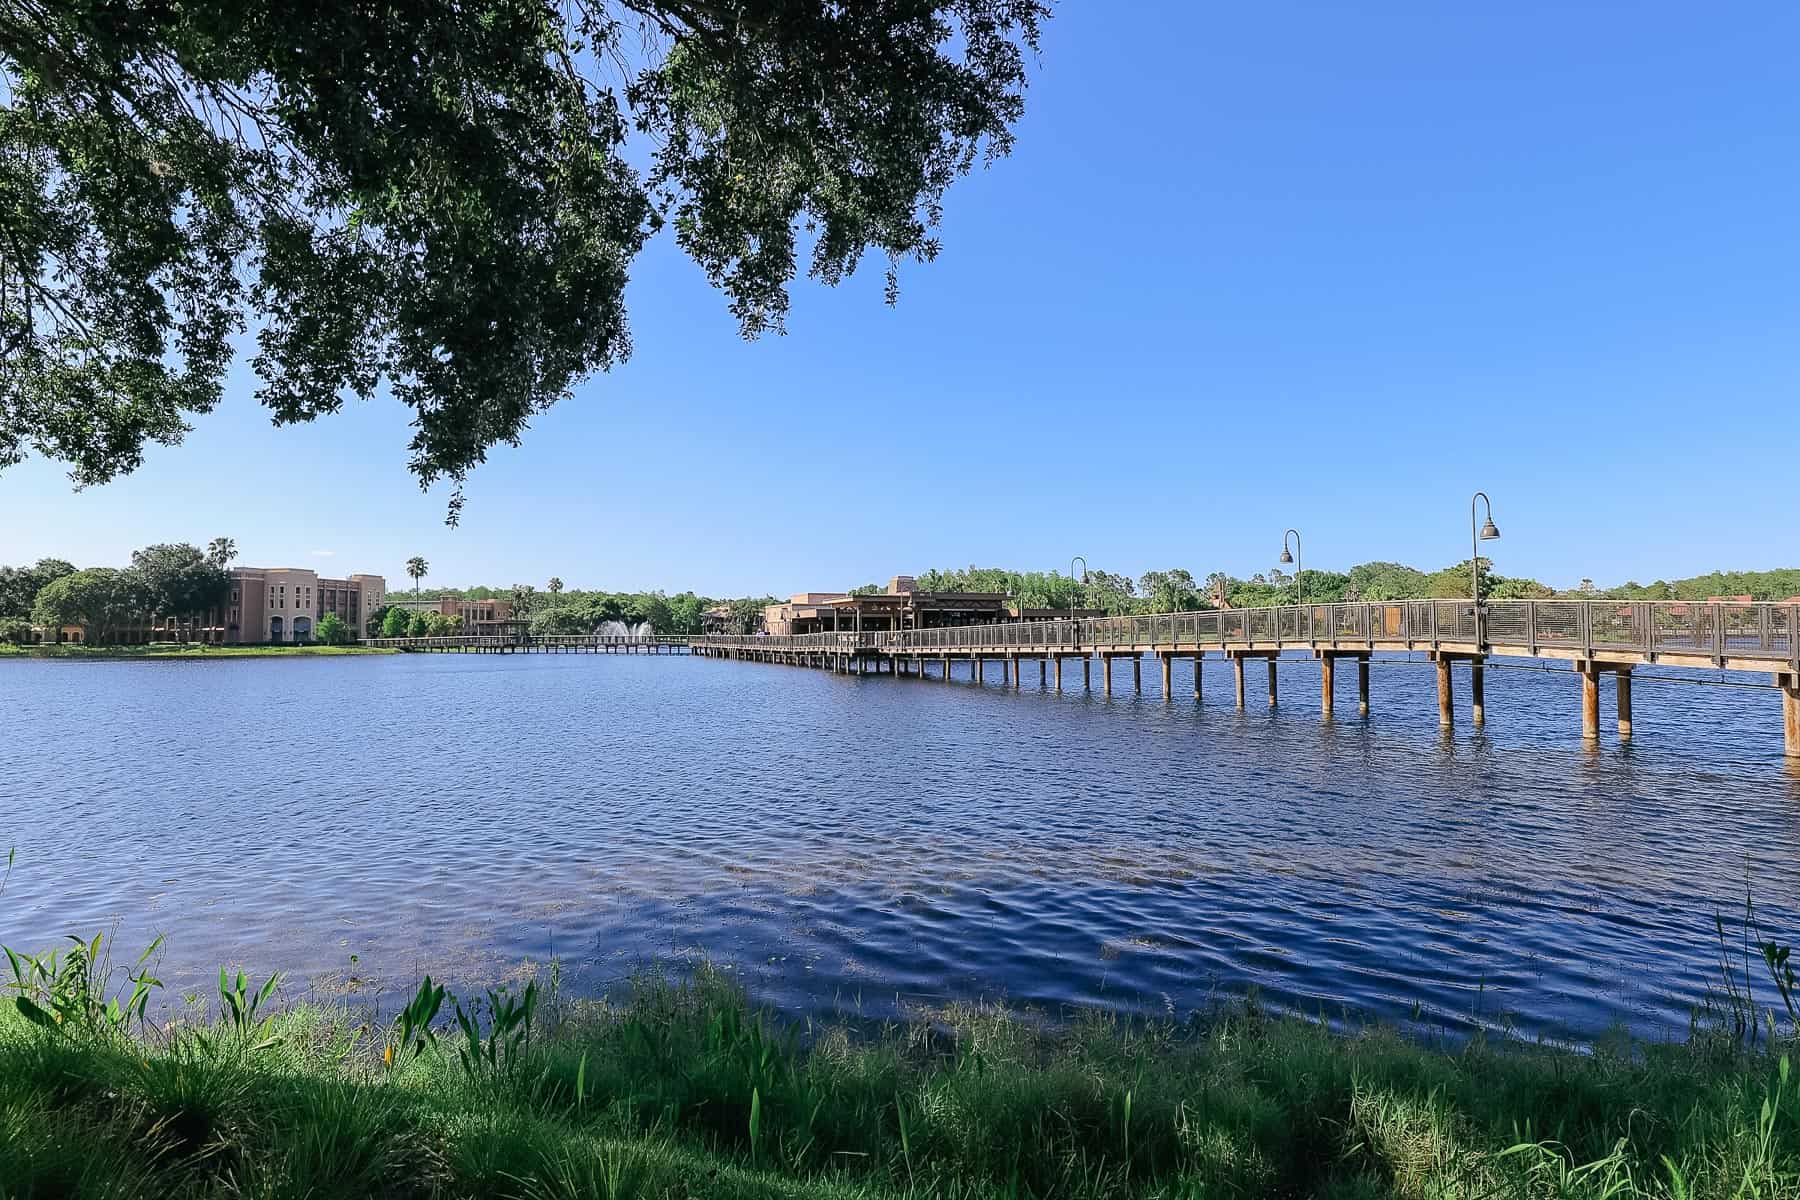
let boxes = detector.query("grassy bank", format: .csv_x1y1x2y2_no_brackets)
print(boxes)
0,642,396,659
3,961,1796,1200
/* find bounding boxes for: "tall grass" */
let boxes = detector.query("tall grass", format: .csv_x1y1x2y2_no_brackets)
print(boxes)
2,944,1797,1199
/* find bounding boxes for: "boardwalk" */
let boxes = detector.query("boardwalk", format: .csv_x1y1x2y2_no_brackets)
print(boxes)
364,634,692,654
694,598,1800,760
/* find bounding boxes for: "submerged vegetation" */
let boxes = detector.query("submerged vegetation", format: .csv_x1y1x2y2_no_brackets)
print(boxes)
4,938,1799,1199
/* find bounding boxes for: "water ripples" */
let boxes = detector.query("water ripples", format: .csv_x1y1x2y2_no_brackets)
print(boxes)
3,652,1798,1039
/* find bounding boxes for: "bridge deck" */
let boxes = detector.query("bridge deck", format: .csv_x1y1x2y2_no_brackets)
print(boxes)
694,599,1800,761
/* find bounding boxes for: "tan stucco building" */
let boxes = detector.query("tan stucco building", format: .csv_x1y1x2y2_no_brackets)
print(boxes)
387,595,515,635
225,568,386,643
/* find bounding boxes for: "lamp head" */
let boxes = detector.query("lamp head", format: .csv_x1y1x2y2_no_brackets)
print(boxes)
1279,549,1293,565
1479,519,1500,541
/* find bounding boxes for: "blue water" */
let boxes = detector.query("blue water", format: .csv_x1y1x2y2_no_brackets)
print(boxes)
3,651,1797,1039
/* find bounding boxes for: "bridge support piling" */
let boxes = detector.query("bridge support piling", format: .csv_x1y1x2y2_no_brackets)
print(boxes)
1133,655,1142,694
1054,657,1063,691
973,658,982,685
1436,657,1453,729
1616,669,1633,740
1012,655,1022,688
1320,655,1335,717
1782,676,1800,758
1267,657,1278,707
1471,661,1486,726
1083,656,1091,690
1100,655,1112,695
1193,653,1203,700
1160,653,1172,699
1358,658,1370,715
1040,658,1047,686
1233,656,1246,709
1580,663,1600,740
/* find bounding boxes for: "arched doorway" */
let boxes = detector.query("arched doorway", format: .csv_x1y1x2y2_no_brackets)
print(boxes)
292,616,313,643
269,615,285,642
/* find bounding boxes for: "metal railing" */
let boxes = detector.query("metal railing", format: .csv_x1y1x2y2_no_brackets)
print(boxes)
365,634,692,649
695,600,1800,669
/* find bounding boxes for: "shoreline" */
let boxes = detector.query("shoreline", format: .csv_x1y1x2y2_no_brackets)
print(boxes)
0,643,399,660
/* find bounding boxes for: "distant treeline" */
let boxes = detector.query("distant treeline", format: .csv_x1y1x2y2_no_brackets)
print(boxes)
411,586,777,635
907,563,1800,617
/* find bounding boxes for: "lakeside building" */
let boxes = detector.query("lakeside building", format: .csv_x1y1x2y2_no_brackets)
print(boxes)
388,595,516,635
223,568,387,643
38,567,385,645
762,576,1103,635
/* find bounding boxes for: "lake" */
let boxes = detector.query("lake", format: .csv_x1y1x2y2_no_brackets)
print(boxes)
4,651,1798,1039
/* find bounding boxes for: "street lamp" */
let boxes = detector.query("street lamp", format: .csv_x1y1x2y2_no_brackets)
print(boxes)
1470,492,1500,603
1069,556,1088,622
1278,529,1301,607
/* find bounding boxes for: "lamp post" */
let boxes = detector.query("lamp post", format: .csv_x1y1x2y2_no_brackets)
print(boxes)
1278,530,1302,608
1470,493,1500,603
1069,556,1088,623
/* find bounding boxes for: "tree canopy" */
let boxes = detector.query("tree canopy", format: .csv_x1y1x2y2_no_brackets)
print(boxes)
0,0,1047,517
31,566,145,643
128,542,228,623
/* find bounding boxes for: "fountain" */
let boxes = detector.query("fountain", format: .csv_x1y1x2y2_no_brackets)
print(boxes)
596,620,654,640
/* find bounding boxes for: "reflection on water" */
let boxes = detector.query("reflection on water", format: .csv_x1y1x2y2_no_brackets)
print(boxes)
3,652,1797,1039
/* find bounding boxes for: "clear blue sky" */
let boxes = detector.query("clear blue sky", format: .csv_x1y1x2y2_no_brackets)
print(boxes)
5,3,1797,597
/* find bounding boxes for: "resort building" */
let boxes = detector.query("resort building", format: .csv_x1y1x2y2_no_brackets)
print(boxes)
225,568,387,643
763,576,1102,636
387,595,516,635
36,566,387,644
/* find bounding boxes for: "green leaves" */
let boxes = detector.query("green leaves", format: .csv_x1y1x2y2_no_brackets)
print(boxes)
390,975,446,1068
3,929,164,1041
218,966,282,1049
454,980,540,1082
0,2,1044,516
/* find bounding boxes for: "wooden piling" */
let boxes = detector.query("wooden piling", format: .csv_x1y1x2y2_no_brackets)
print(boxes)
1133,655,1142,694
1358,658,1370,715
1083,656,1092,690
1581,664,1600,740
1233,656,1246,709
1102,655,1113,695
1617,669,1632,740
1470,661,1485,726
1784,678,1800,758
1160,653,1172,698
1193,653,1203,700
1266,657,1278,707
1320,655,1335,717
1055,656,1063,691
1436,656,1453,729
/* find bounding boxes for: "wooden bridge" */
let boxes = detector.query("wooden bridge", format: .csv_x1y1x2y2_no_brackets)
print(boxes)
693,598,1800,760
364,634,692,654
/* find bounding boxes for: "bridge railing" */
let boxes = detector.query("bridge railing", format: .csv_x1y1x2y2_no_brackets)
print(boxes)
695,600,1800,667
365,634,691,649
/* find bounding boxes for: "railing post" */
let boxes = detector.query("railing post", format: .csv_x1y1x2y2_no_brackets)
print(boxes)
1712,603,1725,666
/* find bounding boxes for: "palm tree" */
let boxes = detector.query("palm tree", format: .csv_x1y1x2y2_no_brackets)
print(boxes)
206,537,237,568
406,556,428,596
548,577,563,598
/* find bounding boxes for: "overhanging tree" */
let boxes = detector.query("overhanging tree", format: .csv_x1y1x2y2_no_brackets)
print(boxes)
0,1,1047,518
